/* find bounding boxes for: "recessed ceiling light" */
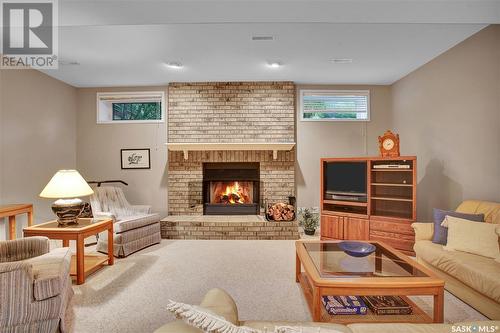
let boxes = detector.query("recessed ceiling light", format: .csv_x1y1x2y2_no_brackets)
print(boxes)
165,61,183,69
267,61,282,68
252,36,274,41
330,58,353,64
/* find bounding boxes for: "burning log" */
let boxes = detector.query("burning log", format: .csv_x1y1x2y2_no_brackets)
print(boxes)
267,202,295,221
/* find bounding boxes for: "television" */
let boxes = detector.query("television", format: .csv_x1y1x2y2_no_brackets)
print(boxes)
324,162,367,201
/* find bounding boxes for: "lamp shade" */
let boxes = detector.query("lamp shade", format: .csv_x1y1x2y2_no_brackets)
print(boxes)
40,170,94,199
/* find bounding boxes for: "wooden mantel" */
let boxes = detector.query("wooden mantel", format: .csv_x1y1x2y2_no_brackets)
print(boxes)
166,142,296,160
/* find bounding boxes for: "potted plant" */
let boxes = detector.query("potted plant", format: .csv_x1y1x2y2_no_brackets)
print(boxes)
298,207,319,236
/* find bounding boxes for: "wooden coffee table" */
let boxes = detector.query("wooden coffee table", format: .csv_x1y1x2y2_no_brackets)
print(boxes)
296,240,444,324
24,218,114,285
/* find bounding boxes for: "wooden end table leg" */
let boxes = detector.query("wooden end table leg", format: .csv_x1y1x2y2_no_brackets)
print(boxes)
107,226,114,265
76,235,85,285
8,216,16,240
312,286,321,321
62,239,70,247
295,252,301,282
434,289,444,323
27,210,33,226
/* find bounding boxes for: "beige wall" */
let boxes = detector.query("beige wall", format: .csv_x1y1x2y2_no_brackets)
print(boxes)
295,84,392,208
391,25,500,219
0,69,77,239
76,87,168,216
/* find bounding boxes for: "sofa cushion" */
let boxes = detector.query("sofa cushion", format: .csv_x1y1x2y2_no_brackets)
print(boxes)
456,200,500,224
166,300,260,333
442,215,500,259
154,320,203,333
348,323,453,333
24,247,72,301
242,322,352,333
415,240,500,302
276,326,346,333
431,208,484,245
114,213,160,233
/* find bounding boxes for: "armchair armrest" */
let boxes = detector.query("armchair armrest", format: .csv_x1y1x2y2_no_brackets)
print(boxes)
0,261,33,275
0,236,49,262
130,205,152,214
411,222,434,241
93,211,117,222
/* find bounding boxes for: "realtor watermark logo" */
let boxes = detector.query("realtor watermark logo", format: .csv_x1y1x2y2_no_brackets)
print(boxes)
452,325,499,333
1,0,58,69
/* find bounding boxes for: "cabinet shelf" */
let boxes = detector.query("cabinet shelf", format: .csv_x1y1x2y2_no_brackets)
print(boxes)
323,199,368,207
371,169,413,172
371,183,412,187
371,196,413,202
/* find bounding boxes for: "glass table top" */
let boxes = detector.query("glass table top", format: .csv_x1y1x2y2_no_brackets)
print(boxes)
29,218,109,229
302,242,428,278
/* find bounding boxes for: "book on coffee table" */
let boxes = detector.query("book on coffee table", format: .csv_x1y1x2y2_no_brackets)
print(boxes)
321,296,367,315
361,296,413,315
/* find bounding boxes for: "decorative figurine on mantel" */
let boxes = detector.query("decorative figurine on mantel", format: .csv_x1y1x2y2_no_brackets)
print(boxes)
378,130,400,157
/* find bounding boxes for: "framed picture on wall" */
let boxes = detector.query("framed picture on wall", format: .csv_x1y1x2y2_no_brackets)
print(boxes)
121,149,151,169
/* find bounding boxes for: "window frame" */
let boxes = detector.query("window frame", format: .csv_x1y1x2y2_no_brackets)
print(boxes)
299,89,371,122
96,91,166,124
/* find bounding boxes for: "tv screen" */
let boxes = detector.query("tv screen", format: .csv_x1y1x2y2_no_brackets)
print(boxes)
325,162,367,195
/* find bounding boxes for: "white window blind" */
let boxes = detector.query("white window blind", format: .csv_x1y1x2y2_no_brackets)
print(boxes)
300,90,370,121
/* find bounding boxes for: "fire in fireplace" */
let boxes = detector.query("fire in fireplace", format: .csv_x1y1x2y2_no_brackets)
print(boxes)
211,181,253,204
203,163,260,215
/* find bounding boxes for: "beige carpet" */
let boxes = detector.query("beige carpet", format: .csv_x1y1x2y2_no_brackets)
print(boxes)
64,240,487,333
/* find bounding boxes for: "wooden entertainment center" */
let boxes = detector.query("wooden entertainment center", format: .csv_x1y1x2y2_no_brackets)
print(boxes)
320,156,417,256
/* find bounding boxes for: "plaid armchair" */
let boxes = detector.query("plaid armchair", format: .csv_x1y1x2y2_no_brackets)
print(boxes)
90,186,161,257
0,236,73,333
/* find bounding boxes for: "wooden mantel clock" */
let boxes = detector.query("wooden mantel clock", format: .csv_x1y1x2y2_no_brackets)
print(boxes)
378,130,400,157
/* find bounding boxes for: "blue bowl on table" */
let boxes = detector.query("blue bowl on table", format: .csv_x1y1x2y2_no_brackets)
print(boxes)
338,241,376,257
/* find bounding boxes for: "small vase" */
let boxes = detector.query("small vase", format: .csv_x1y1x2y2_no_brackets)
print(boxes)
304,228,316,236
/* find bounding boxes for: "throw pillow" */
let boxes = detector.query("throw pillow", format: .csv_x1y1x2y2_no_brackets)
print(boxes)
275,326,344,333
431,208,484,245
166,300,261,333
442,215,500,259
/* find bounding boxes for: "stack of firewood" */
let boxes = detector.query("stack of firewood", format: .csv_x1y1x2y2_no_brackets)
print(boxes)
267,202,295,221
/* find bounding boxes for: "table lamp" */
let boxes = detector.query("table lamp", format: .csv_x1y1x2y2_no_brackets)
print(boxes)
39,170,94,226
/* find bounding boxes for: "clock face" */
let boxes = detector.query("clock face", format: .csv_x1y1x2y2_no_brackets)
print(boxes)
383,138,395,150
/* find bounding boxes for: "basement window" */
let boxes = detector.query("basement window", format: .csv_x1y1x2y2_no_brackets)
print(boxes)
300,90,370,121
97,91,165,124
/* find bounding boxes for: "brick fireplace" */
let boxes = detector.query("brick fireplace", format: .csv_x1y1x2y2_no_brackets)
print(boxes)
166,81,296,216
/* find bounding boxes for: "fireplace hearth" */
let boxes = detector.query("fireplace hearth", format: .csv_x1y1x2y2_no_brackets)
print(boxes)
203,162,260,215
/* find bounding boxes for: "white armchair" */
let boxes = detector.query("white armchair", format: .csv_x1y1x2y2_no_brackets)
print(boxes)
90,186,161,257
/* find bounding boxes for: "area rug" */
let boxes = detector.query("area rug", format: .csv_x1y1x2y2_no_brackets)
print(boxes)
63,240,487,333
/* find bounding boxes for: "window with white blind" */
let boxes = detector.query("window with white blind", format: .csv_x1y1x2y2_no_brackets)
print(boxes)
97,91,165,124
300,90,370,121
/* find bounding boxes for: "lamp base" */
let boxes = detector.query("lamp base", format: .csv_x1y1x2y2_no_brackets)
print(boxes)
52,198,85,226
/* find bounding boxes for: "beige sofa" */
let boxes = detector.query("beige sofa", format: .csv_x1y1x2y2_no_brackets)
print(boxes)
0,236,73,333
155,288,499,333
412,200,500,320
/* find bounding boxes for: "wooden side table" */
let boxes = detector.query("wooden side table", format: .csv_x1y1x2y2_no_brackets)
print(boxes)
0,204,33,240
24,218,114,285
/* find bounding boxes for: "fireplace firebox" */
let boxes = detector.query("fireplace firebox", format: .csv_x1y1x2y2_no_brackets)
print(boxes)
203,162,260,215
